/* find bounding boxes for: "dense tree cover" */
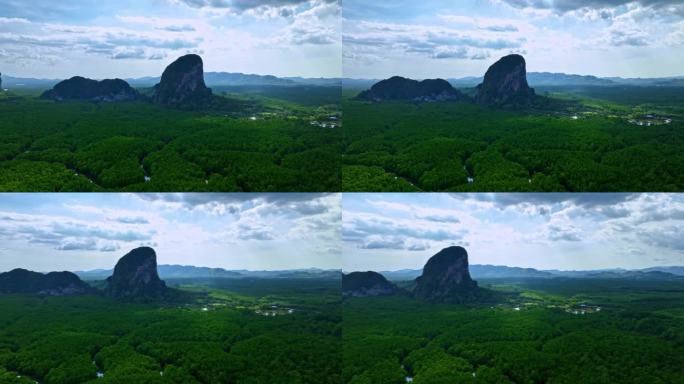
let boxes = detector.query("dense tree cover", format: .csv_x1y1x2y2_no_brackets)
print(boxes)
0,96,340,191
343,279,684,383
0,278,341,383
342,166,419,192
342,86,684,191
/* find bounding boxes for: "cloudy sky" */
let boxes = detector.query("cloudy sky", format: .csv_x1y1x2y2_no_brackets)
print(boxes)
343,193,684,272
343,0,684,79
0,0,340,79
0,193,340,272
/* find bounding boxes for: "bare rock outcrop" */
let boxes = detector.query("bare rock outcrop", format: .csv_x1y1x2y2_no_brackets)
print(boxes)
476,54,535,107
151,54,213,107
342,271,397,297
0,269,91,296
414,246,478,300
358,76,465,102
40,77,139,102
104,247,167,299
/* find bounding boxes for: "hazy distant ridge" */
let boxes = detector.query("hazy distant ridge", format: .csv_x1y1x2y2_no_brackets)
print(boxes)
342,73,684,89
4,71,682,91
379,264,684,281
5,71,681,91
76,265,341,280
2,73,342,89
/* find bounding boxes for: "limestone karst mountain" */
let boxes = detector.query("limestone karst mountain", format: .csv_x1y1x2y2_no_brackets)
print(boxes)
0,269,92,295
475,54,536,107
357,76,465,102
342,271,397,297
413,246,479,301
356,55,537,108
103,247,168,299
37,54,217,109
151,54,213,107
40,76,140,102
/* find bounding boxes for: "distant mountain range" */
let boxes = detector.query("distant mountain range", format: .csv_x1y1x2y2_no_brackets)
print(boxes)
1,73,342,90
379,264,684,281
76,265,341,280
4,72,682,91
342,73,684,89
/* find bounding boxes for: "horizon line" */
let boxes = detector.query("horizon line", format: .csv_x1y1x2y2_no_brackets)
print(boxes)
340,73,684,81
0,265,343,274
342,264,684,274
1,72,343,81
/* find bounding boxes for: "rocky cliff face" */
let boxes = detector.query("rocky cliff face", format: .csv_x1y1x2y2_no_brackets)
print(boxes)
151,54,213,107
414,246,478,300
476,54,535,107
40,77,139,102
358,76,465,102
342,271,396,297
104,247,167,299
0,269,91,296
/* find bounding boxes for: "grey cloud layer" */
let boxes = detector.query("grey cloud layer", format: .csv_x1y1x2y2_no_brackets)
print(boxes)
173,0,341,46
0,27,200,63
343,213,465,252
177,0,311,10
0,215,154,252
344,194,684,259
113,216,150,224
139,193,332,217
0,0,339,74
467,193,636,208
174,0,339,19
638,226,684,251
141,193,341,249
344,22,523,63
532,194,684,249
0,194,340,266
345,0,684,77
344,217,461,242
499,0,684,12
